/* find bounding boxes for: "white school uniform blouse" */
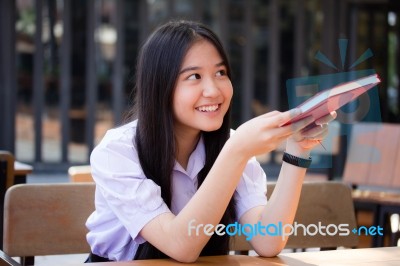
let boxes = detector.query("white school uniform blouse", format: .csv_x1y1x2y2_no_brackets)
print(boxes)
86,120,268,261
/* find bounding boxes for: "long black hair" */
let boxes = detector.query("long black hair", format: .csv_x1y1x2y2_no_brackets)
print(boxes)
134,20,236,260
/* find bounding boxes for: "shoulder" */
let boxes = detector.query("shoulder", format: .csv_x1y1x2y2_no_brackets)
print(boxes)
95,120,138,150
90,120,141,175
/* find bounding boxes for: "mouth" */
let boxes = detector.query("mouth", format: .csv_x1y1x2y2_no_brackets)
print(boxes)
195,104,220,112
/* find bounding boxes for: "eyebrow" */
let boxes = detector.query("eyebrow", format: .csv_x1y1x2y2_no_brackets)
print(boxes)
179,61,226,75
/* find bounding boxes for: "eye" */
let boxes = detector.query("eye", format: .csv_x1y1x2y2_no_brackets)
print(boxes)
187,73,201,80
216,70,227,77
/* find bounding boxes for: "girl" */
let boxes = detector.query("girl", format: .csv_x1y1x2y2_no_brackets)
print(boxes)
85,20,336,262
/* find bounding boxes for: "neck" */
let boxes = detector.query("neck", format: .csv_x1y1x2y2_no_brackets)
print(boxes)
175,130,201,170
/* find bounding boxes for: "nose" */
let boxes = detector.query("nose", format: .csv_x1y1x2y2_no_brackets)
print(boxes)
202,78,220,98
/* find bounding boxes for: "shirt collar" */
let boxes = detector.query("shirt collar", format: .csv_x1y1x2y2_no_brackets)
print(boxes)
174,135,205,179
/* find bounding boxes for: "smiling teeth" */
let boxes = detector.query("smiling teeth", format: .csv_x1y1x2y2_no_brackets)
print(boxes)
197,105,219,112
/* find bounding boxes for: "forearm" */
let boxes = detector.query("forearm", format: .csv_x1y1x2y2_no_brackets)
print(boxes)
168,128,310,257
177,141,247,230
264,162,306,229
265,140,309,220
147,139,250,260
178,143,247,223
251,146,310,256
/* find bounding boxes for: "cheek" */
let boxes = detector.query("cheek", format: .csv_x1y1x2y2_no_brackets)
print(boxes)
223,82,233,103
173,87,197,113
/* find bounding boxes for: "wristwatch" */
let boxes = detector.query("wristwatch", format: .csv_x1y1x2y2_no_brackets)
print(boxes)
282,152,312,168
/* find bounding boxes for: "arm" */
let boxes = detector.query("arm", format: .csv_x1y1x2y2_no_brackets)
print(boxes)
240,112,337,257
140,109,313,262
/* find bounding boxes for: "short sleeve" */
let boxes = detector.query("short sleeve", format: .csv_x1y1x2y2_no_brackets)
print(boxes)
89,128,171,244
234,157,268,220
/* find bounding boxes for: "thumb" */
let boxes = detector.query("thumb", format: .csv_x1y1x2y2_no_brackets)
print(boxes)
275,108,301,127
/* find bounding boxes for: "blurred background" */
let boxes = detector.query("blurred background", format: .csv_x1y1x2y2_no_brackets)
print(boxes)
1,0,399,176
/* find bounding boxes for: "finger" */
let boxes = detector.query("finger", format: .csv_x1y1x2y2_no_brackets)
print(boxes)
301,123,328,137
261,110,281,118
291,133,306,142
306,129,329,141
271,108,301,127
315,111,337,125
302,124,329,139
282,115,315,135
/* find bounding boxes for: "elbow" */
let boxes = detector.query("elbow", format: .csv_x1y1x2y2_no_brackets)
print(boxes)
170,247,200,263
174,254,199,263
167,240,201,263
257,248,282,258
254,243,284,258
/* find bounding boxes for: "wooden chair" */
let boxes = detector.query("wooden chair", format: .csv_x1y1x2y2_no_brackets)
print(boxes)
343,123,400,188
68,165,93,182
230,181,359,254
343,122,400,247
0,151,15,191
0,249,20,266
3,183,95,265
0,151,15,251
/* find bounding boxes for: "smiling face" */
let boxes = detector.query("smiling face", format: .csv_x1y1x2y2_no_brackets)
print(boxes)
172,39,233,138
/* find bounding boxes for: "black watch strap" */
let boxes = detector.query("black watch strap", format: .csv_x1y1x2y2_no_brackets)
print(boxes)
282,152,312,168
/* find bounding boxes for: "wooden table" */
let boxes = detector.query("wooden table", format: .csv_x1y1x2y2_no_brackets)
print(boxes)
67,247,400,265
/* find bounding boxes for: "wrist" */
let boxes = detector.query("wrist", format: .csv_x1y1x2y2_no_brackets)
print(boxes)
282,152,312,168
285,139,310,159
223,137,252,164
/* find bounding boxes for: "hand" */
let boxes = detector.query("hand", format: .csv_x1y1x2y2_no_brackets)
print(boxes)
229,109,313,159
286,111,338,154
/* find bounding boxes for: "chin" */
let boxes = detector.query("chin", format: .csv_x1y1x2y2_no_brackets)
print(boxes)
202,128,219,132
200,123,224,132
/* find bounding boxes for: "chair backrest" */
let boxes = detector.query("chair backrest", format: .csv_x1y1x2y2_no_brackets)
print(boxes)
3,183,95,257
230,181,358,251
0,151,15,251
68,165,93,182
0,151,15,190
343,122,400,188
